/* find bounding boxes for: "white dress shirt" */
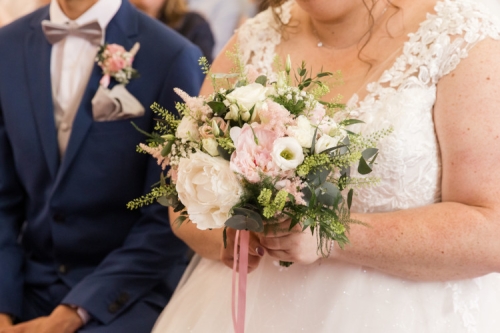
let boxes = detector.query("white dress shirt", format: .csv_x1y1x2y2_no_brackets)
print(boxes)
48,0,121,156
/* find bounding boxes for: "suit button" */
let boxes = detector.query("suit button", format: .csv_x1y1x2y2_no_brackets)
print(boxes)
53,213,65,223
116,292,130,305
108,302,119,314
58,264,67,274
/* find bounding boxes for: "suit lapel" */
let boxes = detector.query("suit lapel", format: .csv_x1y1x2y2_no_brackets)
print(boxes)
56,0,139,180
24,9,59,179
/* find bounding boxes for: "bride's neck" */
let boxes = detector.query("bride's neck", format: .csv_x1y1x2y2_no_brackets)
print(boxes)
304,1,392,50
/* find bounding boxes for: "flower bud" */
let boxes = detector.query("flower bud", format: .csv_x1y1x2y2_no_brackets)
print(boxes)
286,54,292,74
211,119,221,137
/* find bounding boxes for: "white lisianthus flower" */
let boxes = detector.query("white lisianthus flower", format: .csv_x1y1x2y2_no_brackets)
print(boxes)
202,138,220,156
176,152,243,230
176,117,200,141
286,115,315,148
271,137,304,171
225,83,268,113
225,104,240,121
315,134,341,154
230,126,242,146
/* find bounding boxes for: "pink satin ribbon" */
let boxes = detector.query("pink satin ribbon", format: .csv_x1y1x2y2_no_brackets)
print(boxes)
232,230,249,333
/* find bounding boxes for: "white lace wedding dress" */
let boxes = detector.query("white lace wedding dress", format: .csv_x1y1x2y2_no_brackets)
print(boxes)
152,1,500,332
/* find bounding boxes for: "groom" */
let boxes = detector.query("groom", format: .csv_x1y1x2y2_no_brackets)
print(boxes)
0,0,203,332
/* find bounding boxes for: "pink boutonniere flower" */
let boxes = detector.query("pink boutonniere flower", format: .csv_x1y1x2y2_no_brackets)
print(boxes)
96,42,140,87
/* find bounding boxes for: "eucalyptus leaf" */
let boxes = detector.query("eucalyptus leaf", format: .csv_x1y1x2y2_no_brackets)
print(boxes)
301,186,313,205
225,215,264,232
226,208,264,232
307,168,330,187
255,75,267,86
315,182,341,207
173,201,185,212
358,156,373,175
362,148,379,161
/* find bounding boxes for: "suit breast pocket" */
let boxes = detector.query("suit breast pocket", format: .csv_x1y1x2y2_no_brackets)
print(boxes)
89,117,144,134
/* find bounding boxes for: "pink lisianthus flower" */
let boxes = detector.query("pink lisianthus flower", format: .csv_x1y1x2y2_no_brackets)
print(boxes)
230,124,281,183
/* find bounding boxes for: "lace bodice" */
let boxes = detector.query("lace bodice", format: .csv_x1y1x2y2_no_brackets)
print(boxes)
238,0,500,214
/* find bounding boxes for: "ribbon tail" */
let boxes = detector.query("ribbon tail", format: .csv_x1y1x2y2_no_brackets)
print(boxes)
231,230,250,333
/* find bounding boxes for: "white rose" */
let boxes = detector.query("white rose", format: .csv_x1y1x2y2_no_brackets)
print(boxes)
225,83,268,112
176,117,200,141
315,134,341,154
202,138,220,156
286,115,315,148
271,137,304,171
176,152,243,230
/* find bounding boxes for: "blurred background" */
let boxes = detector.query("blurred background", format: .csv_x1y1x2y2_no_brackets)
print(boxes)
0,0,269,61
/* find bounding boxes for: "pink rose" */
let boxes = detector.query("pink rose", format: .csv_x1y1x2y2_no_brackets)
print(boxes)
106,44,126,54
105,55,127,73
230,124,280,183
199,124,214,139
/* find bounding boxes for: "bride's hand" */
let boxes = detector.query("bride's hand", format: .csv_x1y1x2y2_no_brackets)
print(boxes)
259,219,323,265
220,227,265,273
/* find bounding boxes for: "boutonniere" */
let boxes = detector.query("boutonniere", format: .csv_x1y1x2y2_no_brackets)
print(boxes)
96,42,140,88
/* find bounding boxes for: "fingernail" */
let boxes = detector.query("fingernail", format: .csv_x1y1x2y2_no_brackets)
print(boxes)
256,246,265,257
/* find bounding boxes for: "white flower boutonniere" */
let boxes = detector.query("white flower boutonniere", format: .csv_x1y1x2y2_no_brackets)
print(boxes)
96,42,140,87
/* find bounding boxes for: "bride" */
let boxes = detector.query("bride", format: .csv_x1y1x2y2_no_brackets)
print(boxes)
153,0,500,332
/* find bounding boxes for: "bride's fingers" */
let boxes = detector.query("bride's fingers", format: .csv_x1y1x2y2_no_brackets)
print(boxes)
264,220,302,238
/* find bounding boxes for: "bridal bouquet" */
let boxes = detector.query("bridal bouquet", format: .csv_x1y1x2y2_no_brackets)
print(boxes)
128,55,389,260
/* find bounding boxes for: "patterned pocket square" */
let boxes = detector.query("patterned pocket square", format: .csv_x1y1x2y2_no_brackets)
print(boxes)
91,84,145,122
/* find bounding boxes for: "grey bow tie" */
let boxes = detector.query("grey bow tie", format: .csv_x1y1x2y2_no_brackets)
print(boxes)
41,20,102,45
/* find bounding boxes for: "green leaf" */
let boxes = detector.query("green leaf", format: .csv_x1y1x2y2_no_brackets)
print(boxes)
173,201,185,212
217,146,231,161
207,101,226,115
310,126,319,154
307,168,330,187
255,75,267,86
225,208,264,232
161,141,173,157
347,188,354,209
317,72,333,78
320,144,347,155
358,156,373,175
340,119,365,126
157,195,178,207
301,186,313,205
131,121,156,138
361,148,379,161
315,182,341,207
223,227,228,249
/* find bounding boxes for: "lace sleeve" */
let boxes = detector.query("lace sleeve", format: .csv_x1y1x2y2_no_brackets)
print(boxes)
236,1,293,76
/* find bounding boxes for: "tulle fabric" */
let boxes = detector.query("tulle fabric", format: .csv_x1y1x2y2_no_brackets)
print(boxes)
153,255,500,332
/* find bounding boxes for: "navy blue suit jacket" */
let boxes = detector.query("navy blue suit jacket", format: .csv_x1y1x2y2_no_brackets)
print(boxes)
0,0,203,324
